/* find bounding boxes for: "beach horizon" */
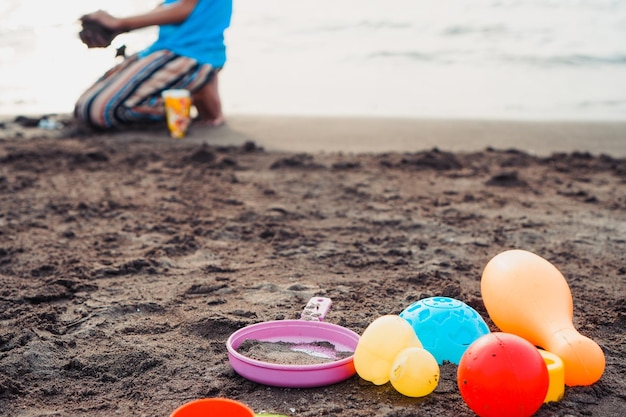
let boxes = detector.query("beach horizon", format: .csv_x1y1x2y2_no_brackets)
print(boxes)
2,112,625,158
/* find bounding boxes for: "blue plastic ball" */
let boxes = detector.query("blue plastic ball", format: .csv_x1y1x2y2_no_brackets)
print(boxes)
399,297,490,364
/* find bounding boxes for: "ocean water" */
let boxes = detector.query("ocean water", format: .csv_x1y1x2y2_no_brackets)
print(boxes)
1,0,625,120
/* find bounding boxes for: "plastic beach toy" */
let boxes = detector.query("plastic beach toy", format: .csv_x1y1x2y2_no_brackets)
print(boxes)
538,349,565,403
226,297,360,388
457,332,549,417
399,296,490,364
389,346,439,397
481,249,605,386
170,398,255,417
353,315,422,385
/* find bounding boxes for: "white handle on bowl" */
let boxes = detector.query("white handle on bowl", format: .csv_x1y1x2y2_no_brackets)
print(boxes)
300,297,332,321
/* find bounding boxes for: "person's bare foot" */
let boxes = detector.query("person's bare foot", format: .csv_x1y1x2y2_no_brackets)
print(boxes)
193,116,226,128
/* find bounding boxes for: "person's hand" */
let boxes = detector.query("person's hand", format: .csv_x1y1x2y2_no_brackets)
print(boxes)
78,10,124,49
82,10,125,32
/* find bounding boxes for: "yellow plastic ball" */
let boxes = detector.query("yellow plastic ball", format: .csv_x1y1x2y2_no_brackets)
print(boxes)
390,347,440,397
354,315,422,385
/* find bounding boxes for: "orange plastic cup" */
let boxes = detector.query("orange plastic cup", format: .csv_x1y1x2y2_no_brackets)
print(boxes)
170,398,255,417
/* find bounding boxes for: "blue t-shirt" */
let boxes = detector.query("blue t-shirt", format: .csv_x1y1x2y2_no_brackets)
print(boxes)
141,0,232,67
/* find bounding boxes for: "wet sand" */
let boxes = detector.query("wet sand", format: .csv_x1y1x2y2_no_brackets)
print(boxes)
209,115,626,156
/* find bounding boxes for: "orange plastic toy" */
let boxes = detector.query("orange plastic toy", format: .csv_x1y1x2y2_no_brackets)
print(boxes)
481,249,605,386
170,398,255,417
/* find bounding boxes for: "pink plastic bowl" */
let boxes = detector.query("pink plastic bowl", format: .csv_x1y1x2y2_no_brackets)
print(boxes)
226,319,360,388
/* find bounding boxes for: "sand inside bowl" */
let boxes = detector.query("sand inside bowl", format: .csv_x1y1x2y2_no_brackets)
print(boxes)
236,339,353,365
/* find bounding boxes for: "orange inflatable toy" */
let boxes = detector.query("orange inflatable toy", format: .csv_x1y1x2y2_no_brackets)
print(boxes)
481,249,605,386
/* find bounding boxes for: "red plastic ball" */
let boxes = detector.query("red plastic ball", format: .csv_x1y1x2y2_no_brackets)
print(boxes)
457,332,549,417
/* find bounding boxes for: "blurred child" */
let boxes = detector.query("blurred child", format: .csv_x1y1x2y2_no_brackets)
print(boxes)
75,0,232,129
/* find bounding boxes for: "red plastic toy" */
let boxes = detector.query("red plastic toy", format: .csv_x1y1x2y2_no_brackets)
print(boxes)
457,332,549,417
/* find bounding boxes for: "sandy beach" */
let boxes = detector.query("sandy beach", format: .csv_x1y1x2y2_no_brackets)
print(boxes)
0,113,625,416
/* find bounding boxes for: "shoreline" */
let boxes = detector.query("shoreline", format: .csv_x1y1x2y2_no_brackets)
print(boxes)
217,115,626,157
2,113,626,157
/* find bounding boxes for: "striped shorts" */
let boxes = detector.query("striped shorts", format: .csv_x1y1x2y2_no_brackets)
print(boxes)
74,50,216,129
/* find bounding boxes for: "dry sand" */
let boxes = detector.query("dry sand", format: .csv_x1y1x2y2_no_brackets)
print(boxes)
0,114,624,416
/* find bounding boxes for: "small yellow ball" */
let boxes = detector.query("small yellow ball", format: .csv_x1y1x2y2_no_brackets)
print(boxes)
390,347,440,397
